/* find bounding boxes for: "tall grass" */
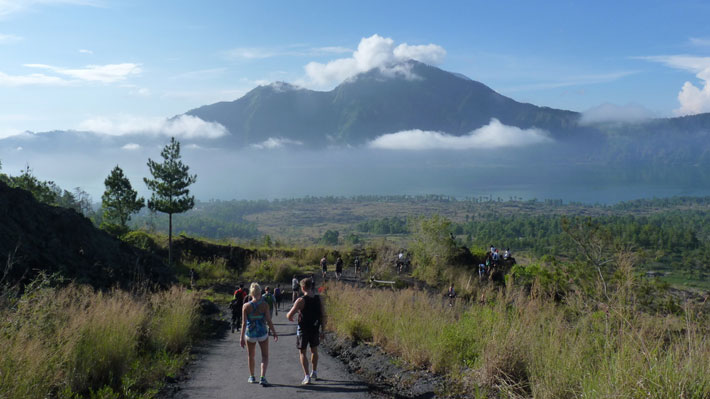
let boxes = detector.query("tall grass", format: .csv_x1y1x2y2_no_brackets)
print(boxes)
0,284,199,399
326,282,710,398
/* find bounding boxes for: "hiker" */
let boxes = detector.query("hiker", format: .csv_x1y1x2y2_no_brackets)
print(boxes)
264,286,277,317
240,282,278,386
478,263,486,280
274,284,282,311
354,256,360,277
231,283,247,331
447,284,456,307
504,248,511,260
335,256,343,281
292,275,300,302
320,255,328,280
229,292,243,333
190,268,197,289
492,249,500,267
287,278,326,385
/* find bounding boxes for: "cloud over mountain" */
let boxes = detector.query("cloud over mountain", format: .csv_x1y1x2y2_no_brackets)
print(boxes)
78,115,227,139
642,55,710,115
303,34,446,88
368,119,552,150
580,103,655,124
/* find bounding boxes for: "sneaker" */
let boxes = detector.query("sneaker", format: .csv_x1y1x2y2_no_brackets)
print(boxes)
259,376,268,386
301,375,311,385
248,376,256,384
309,371,318,381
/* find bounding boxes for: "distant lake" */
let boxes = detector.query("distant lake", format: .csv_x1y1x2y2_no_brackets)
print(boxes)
4,145,710,204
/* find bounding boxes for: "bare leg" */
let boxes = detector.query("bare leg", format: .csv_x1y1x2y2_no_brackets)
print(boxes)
299,348,310,376
258,339,269,377
311,346,319,372
246,341,256,376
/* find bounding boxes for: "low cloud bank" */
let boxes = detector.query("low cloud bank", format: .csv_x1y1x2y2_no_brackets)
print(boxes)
368,119,552,150
78,115,228,139
580,103,656,125
303,34,446,88
251,137,303,150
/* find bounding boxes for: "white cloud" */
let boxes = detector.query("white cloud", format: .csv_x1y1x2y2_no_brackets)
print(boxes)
15,146,23,151
302,34,446,88
0,70,70,86
368,119,552,150
251,137,303,150
0,33,21,43
24,62,141,83
641,55,710,115
78,48,93,54
689,37,710,47
78,115,228,139
121,143,140,150
580,103,656,125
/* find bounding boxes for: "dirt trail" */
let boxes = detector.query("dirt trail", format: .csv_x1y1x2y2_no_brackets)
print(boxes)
170,303,373,399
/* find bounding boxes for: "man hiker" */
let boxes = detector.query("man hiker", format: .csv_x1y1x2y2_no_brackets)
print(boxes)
292,275,300,303
320,255,328,280
335,256,344,281
230,283,247,332
287,278,326,385
354,256,360,277
274,284,282,311
264,286,277,317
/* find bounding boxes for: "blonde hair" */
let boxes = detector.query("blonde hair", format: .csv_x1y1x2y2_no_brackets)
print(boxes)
249,282,261,298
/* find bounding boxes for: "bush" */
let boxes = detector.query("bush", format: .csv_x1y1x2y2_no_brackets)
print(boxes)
121,230,159,252
345,318,373,342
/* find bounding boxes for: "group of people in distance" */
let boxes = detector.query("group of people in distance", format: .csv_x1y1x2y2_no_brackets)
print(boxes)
478,245,512,280
228,277,326,386
320,254,346,281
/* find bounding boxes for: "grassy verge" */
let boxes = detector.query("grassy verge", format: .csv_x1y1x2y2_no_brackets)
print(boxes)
326,282,710,398
0,283,200,399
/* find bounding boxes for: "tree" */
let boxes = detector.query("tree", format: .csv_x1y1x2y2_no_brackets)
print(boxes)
144,137,197,265
321,230,339,246
101,165,144,235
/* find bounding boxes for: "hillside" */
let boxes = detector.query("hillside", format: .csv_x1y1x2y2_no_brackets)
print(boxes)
0,181,174,288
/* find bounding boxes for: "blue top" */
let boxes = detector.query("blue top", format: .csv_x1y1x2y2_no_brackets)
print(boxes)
245,298,268,338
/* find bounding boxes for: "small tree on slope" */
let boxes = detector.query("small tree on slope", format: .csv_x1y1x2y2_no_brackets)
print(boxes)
144,137,197,265
101,165,144,235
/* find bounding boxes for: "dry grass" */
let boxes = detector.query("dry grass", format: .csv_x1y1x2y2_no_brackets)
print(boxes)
0,284,199,399
326,282,710,398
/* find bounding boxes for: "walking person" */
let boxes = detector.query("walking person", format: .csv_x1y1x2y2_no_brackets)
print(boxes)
447,283,456,307
231,283,247,332
291,275,300,303
240,282,278,386
320,255,328,280
335,256,343,281
274,284,282,311
287,278,326,385
354,256,360,278
264,286,277,317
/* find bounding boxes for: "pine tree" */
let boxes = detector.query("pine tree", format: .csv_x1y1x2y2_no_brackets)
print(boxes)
144,137,197,265
101,165,144,234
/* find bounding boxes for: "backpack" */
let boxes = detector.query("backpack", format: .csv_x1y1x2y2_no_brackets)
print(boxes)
299,295,322,331
264,293,275,308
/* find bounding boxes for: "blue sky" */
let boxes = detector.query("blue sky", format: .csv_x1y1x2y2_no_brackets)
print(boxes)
2,0,710,138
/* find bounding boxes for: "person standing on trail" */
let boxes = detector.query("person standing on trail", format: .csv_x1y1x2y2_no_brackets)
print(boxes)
240,282,278,386
335,256,344,281
320,255,328,280
354,256,360,277
264,286,277,317
231,283,247,331
287,278,326,385
274,284,282,310
447,283,456,307
292,275,300,303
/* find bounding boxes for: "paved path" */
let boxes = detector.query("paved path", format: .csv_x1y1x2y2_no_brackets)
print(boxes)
173,304,372,399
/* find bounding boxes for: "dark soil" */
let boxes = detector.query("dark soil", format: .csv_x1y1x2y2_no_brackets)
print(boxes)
322,332,445,399
0,181,173,289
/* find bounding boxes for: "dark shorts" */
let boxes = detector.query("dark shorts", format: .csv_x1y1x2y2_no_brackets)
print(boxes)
296,328,320,350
